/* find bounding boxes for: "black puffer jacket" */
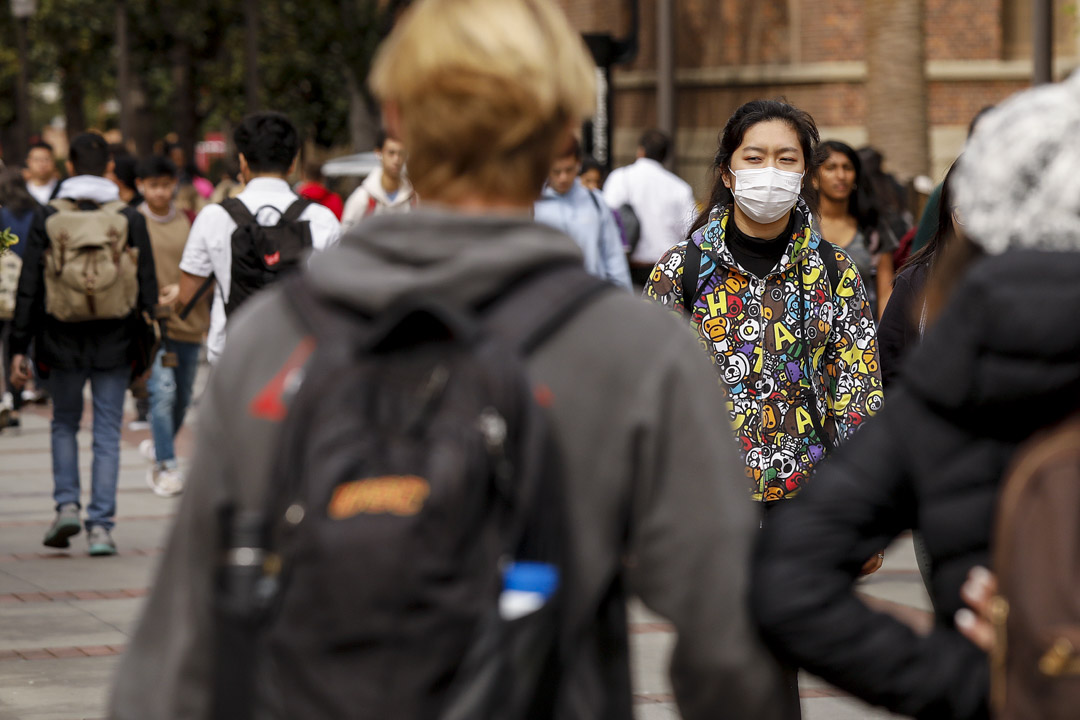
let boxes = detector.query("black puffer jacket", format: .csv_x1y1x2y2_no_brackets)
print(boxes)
751,250,1080,720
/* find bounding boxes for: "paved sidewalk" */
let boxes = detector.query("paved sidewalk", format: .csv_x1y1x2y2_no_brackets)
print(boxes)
0,383,925,719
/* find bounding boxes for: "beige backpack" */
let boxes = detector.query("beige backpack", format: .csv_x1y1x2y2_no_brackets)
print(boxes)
0,251,20,320
43,199,138,322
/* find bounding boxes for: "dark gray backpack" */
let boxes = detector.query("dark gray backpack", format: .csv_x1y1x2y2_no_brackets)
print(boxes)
212,264,612,720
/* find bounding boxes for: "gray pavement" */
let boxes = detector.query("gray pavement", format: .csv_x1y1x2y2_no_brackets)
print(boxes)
0,383,925,719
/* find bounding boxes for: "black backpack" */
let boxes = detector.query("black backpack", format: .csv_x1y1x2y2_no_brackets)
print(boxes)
616,203,641,254
222,197,313,317
212,264,612,720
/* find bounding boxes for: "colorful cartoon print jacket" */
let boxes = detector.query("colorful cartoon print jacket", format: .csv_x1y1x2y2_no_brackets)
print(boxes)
645,201,884,501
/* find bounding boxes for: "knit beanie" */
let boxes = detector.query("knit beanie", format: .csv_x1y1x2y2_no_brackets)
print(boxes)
954,71,1080,255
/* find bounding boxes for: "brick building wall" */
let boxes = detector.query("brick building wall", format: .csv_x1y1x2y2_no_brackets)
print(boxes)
554,0,1077,198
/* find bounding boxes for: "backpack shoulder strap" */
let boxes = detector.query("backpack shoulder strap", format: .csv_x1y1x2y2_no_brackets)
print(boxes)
48,198,76,213
680,241,703,314
281,198,312,224
221,197,256,228
484,263,613,356
817,240,840,296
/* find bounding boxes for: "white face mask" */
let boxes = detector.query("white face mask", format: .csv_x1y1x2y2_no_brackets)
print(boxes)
730,167,804,224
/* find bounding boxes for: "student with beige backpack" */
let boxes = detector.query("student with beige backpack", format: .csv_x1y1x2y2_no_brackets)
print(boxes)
8,132,159,556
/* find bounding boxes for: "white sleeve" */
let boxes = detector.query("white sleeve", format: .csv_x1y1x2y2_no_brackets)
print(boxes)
305,205,342,251
341,187,372,231
179,205,222,278
603,169,628,208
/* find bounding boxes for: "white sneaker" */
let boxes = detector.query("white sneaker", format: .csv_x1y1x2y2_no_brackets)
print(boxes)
147,466,184,498
139,439,156,463
128,419,150,431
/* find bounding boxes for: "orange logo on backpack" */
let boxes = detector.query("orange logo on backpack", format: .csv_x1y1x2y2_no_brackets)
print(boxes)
264,251,281,266
327,475,430,519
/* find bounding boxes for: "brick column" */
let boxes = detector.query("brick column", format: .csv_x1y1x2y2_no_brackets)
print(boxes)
866,0,930,180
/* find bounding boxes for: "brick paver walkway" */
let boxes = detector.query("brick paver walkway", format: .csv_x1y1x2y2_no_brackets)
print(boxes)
0,377,926,719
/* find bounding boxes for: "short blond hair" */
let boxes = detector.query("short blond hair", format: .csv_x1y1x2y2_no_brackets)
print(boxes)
370,0,596,205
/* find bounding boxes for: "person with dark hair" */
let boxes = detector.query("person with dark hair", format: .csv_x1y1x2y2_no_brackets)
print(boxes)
208,155,244,204
8,131,159,555
750,76,1080,720
578,156,603,191
638,128,671,163
106,146,143,207
341,129,415,229
877,160,980,389
644,99,883,511
0,169,40,429
534,138,630,287
23,141,59,205
175,112,341,365
297,160,344,220
134,155,210,497
603,128,696,285
814,140,898,318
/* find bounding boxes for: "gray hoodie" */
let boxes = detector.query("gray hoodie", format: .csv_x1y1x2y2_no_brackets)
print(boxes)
109,210,792,720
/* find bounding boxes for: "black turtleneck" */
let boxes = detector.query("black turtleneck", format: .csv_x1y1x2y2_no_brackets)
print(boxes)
726,211,795,279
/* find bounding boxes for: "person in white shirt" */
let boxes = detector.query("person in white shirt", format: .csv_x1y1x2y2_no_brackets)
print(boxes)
340,130,416,230
603,129,697,287
23,141,59,206
175,112,341,364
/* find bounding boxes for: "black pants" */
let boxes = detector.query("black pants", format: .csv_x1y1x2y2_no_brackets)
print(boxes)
0,320,24,411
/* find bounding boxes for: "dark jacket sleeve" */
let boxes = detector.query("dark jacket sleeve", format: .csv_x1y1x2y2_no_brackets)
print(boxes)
878,269,918,388
751,390,989,719
124,207,158,312
10,209,48,356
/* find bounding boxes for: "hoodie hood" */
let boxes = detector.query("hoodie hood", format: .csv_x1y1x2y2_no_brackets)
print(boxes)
57,175,120,204
306,208,582,314
361,168,414,207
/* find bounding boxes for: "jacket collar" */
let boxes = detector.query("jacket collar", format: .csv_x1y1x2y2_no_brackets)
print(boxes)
693,197,821,277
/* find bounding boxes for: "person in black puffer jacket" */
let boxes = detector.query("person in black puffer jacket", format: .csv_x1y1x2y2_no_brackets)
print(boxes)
751,71,1080,720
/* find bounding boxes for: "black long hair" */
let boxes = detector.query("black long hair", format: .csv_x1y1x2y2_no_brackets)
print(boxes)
904,160,962,272
0,169,38,216
819,140,880,231
689,98,827,239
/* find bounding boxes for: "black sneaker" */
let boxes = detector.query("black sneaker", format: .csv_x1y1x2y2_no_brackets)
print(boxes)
43,504,81,548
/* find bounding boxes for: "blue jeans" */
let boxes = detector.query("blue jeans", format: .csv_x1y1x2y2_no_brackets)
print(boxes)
147,341,201,468
49,365,129,531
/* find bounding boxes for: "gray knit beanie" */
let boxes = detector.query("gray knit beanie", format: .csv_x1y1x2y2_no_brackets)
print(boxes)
954,71,1080,255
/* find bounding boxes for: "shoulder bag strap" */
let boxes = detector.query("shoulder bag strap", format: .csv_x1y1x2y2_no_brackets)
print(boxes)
220,197,256,228
680,241,703,314
281,198,313,224
484,262,613,356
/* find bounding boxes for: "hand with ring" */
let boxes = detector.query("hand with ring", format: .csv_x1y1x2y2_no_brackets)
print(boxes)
860,550,885,576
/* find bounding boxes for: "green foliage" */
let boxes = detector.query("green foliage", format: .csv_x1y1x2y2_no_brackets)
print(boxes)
0,226,18,255
0,0,412,151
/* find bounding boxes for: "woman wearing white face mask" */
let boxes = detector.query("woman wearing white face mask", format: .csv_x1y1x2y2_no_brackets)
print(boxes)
645,99,884,515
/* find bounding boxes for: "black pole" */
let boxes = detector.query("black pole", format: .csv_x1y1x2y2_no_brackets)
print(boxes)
1033,0,1052,85
13,15,30,164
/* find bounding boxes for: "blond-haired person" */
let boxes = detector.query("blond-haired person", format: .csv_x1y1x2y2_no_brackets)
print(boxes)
109,2,791,719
